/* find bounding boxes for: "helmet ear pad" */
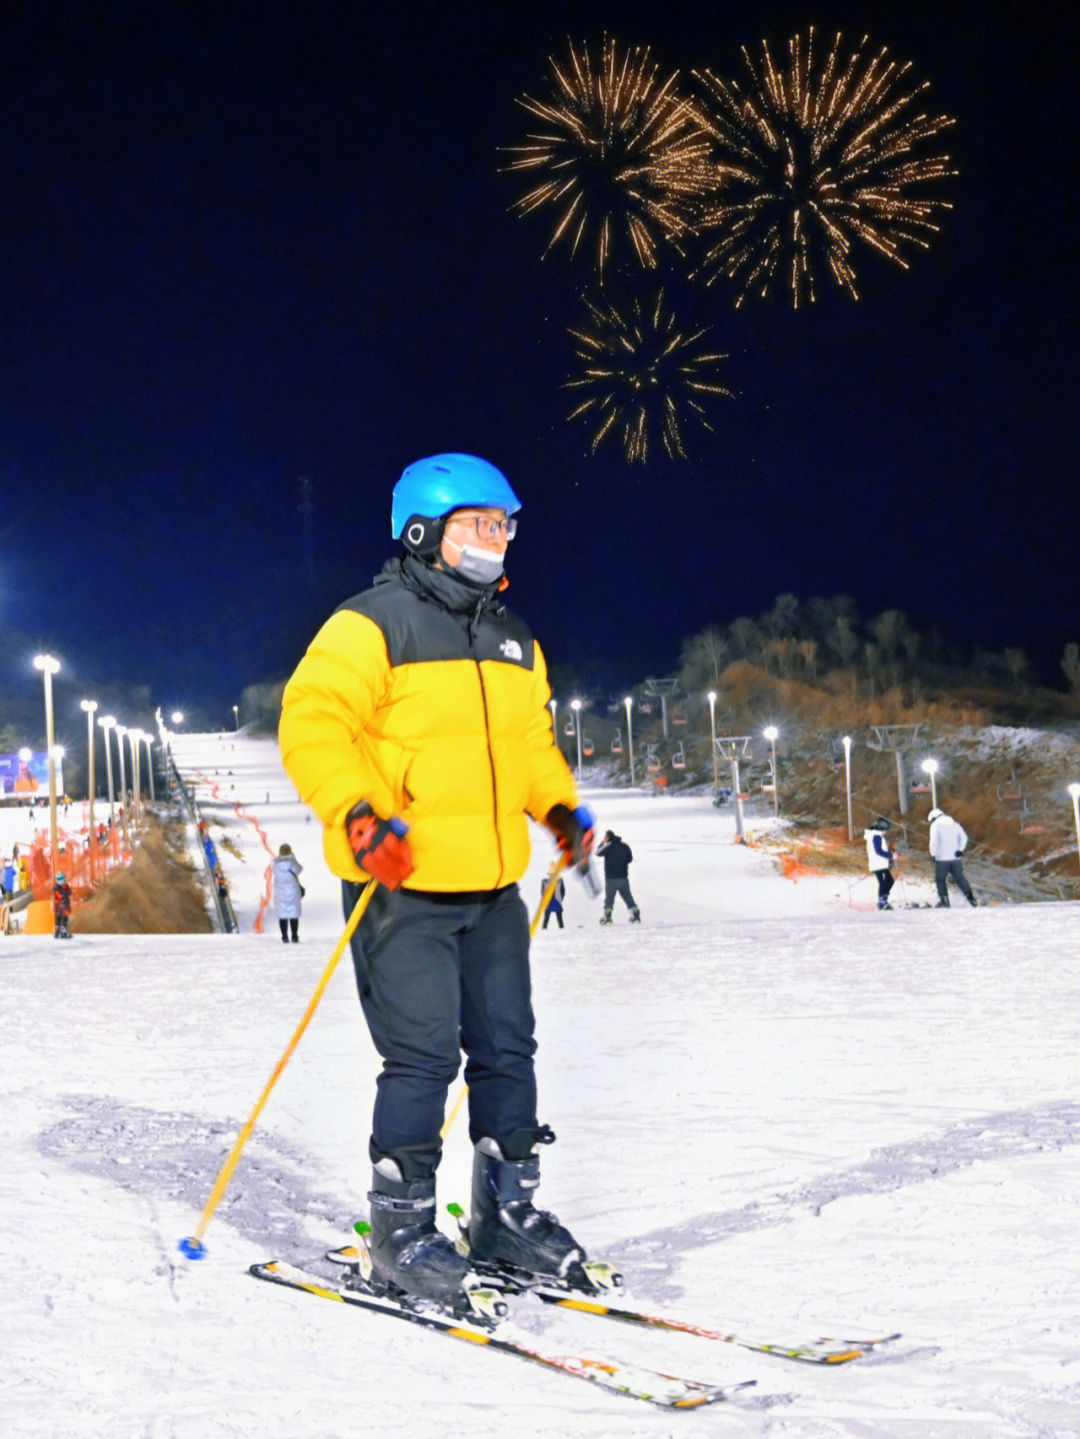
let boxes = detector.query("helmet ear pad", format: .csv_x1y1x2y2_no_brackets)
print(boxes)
401,514,445,557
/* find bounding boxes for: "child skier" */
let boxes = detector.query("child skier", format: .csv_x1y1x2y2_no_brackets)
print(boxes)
52,872,73,938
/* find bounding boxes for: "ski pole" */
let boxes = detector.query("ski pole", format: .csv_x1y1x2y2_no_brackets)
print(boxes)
439,855,574,1141
179,878,378,1259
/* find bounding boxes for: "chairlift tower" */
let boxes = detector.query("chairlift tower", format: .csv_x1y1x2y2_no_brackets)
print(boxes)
868,724,922,816
715,735,752,841
642,677,680,739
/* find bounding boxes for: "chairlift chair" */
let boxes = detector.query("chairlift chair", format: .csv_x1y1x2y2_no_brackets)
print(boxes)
997,768,1022,802
583,736,595,758
611,731,623,754
1019,799,1046,835
564,718,575,736
646,744,661,774
671,742,686,770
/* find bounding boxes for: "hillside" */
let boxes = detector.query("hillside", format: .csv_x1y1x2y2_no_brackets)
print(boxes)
565,662,1080,903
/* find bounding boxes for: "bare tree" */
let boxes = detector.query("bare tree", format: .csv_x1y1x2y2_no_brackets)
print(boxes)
678,628,728,692
1061,642,1080,693
798,638,818,680
728,616,763,662
1003,648,1029,691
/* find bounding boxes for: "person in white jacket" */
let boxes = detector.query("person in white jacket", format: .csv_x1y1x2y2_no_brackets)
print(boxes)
927,809,977,907
272,843,304,942
864,818,896,910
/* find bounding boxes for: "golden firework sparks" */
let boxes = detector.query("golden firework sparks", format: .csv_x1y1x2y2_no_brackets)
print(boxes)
693,29,956,306
565,289,734,462
504,37,715,280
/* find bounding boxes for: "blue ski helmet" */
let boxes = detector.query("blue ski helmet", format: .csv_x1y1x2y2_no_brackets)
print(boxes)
392,454,521,555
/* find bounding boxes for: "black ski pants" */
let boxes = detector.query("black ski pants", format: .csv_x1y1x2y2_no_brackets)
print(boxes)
873,868,894,903
934,859,973,904
344,880,536,1174
603,875,638,915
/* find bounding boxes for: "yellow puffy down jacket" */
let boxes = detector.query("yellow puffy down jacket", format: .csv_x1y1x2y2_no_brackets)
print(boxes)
279,557,579,891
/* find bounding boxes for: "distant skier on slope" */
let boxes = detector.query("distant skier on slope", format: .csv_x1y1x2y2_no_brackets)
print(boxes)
927,808,977,907
271,843,304,943
864,818,896,910
595,831,640,924
279,453,597,1310
52,872,73,938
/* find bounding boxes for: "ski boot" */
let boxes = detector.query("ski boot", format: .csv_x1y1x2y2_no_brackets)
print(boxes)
878,900,892,911
599,913,612,925
965,893,978,907
468,1128,586,1284
629,908,641,923
365,1157,474,1309
935,898,950,908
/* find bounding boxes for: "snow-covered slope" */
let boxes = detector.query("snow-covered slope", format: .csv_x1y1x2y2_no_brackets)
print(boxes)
2,732,1077,1438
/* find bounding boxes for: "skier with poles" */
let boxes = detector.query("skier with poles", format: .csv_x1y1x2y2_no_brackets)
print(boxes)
279,453,596,1309
864,818,896,910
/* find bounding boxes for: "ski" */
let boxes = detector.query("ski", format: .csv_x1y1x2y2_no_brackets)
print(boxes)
327,1243,899,1365
250,1260,753,1409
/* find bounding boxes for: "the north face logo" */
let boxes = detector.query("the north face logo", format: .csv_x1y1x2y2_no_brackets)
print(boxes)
499,639,524,662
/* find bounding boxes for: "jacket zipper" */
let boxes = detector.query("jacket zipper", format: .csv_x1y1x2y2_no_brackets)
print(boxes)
468,608,506,887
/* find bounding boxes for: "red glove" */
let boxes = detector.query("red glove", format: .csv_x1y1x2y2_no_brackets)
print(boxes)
545,803,596,869
345,802,414,890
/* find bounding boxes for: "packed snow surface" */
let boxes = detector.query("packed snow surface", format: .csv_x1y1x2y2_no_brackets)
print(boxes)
2,734,1078,1438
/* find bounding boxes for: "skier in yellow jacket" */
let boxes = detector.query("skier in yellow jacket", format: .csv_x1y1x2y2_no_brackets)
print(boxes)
280,454,595,1309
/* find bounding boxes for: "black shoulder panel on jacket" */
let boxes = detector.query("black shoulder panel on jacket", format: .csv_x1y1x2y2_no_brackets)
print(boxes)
336,581,536,670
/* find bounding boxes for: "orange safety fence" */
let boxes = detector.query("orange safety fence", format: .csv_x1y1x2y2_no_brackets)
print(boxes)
193,770,276,933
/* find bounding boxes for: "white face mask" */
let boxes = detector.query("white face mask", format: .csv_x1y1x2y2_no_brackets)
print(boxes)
442,537,505,585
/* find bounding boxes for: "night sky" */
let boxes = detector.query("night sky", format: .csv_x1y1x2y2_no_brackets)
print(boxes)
3,2,1077,729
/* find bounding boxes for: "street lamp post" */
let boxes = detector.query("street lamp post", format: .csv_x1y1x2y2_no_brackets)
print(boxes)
80,700,97,879
99,716,116,822
143,733,156,802
115,726,130,847
1068,783,1080,875
232,704,239,730
842,735,854,841
128,729,142,833
33,655,61,877
570,699,583,780
549,699,558,754
922,758,939,811
706,692,719,791
763,726,779,816
624,696,635,786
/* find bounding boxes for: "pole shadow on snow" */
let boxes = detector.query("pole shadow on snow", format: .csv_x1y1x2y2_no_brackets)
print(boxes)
617,1100,1080,1298
35,1094,1080,1300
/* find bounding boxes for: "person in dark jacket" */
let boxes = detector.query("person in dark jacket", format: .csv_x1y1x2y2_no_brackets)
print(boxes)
595,831,640,924
280,453,596,1310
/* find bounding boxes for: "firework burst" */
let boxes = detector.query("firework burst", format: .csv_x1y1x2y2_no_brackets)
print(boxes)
504,37,714,279
693,30,956,306
565,289,734,462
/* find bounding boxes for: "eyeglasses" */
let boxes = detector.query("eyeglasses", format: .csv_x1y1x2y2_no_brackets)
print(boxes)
446,513,517,541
